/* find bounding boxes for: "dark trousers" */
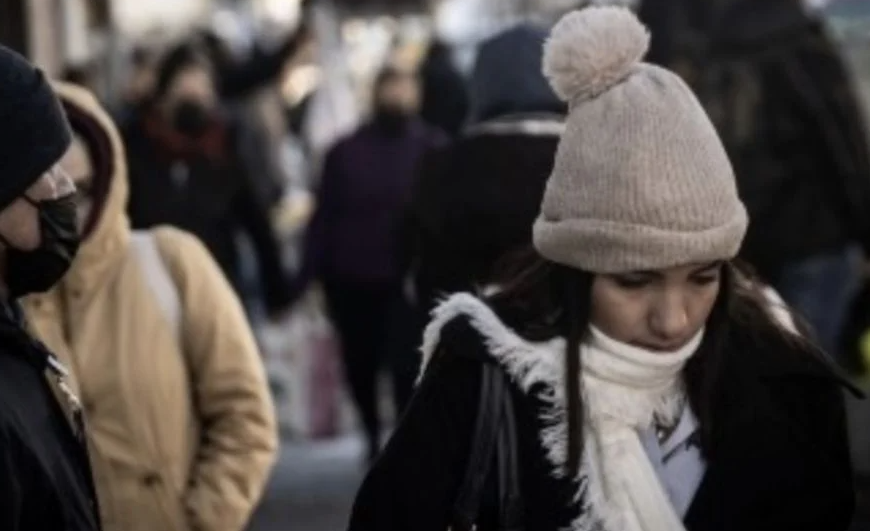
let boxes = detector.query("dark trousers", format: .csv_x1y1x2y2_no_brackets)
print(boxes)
324,280,420,453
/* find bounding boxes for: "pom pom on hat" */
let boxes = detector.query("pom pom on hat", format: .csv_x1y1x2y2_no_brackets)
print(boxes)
543,6,650,103
533,5,748,274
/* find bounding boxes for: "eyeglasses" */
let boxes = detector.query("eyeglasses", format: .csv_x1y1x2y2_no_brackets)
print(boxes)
41,165,77,200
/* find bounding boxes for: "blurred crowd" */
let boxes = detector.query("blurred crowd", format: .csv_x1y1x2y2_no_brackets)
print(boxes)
3,0,870,530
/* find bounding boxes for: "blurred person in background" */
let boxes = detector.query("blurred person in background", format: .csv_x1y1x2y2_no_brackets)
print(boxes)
419,39,469,138
408,22,566,314
0,46,99,531
289,66,445,463
198,20,313,105
24,81,277,531
121,42,293,319
639,0,870,364
114,46,160,127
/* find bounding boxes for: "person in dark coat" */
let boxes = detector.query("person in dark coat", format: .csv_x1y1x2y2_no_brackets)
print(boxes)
121,43,292,317
0,44,100,531
418,39,469,137
408,22,566,313
638,0,870,362
348,8,855,531
290,66,446,462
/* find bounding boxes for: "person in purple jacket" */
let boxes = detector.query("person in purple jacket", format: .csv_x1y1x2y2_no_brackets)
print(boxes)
290,65,446,463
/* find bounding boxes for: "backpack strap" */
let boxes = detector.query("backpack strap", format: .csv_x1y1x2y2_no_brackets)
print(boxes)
130,231,182,338
497,376,524,531
451,360,503,531
446,318,525,531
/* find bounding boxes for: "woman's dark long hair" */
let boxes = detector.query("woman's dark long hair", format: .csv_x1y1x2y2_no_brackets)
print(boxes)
486,245,817,478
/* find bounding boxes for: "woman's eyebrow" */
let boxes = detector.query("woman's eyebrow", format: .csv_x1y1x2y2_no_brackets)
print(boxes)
691,261,723,274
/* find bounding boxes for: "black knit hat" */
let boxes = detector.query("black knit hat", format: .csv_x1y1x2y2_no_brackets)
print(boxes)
0,45,72,210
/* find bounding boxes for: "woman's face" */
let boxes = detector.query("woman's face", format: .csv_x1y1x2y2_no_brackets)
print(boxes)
590,262,722,352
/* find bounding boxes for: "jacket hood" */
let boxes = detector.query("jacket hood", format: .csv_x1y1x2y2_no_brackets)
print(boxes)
468,24,566,124
50,81,130,291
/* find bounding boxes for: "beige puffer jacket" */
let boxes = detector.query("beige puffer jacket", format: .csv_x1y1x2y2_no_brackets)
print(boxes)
22,81,278,531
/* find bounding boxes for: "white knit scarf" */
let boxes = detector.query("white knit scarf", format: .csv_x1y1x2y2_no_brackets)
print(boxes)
419,294,707,531
579,325,703,531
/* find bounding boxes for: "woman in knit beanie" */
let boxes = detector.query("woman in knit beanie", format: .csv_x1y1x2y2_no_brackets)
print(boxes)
347,7,855,531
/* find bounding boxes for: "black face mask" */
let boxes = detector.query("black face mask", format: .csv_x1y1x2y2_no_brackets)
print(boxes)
172,100,212,138
373,105,412,136
1,195,81,299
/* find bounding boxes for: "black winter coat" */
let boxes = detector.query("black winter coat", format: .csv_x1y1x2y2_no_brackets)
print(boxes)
408,115,562,311
639,0,870,281
0,305,100,531
348,295,856,531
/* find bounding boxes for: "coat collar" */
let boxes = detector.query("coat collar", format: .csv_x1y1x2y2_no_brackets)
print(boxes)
422,292,859,529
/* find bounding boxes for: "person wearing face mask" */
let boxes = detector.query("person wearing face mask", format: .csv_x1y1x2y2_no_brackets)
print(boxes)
348,8,856,531
20,81,278,531
121,42,292,319
289,65,446,462
0,45,99,531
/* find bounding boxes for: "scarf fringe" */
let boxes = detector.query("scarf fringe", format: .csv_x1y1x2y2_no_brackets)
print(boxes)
420,293,604,530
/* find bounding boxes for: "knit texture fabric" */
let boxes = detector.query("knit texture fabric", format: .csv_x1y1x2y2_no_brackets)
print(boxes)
0,45,72,210
532,7,748,273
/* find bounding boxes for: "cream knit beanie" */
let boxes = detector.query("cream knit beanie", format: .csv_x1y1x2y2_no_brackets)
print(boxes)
532,6,748,273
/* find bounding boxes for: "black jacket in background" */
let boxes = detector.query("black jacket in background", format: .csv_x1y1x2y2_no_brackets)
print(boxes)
419,43,469,138
0,304,100,531
640,0,870,282
408,115,561,310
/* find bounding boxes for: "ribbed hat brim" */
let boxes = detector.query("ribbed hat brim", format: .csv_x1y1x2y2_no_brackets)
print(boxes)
532,206,749,273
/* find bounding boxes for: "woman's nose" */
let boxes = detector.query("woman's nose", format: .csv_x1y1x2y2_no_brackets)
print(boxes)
649,292,690,343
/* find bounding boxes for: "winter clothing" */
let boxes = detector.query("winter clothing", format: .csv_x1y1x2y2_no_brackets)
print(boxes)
565,324,705,531
534,7,748,274
409,23,566,311
294,119,445,290
323,280,418,457
293,117,444,457
638,0,870,363
23,83,277,531
777,245,864,355
348,292,855,531
122,106,291,314
468,24,566,124
0,49,99,531
419,41,469,137
639,0,870,281
0,303,101,531
409,116,562,310
0,44,72,210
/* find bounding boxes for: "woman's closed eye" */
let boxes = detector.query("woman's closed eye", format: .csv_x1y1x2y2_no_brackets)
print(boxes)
611,273,654,289
689,263,723,286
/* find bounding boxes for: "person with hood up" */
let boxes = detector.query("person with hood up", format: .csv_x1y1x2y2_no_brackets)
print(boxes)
408,22,567,313
419,39,469,137
22,81,278,531
0,46,100,530
348,7,855,531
